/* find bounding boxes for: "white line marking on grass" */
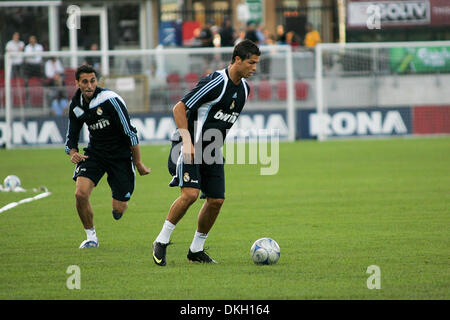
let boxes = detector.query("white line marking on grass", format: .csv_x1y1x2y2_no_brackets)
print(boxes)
0,190,51,214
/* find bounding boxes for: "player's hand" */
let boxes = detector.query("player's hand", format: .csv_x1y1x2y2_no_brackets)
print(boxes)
136,162,151,176
70,152,88,164
182,142,195,164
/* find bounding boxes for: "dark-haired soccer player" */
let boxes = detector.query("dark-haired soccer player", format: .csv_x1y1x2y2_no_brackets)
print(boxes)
152,40,261,265
65,64,150,249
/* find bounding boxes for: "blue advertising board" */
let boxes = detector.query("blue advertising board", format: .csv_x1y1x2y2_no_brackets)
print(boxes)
0,107,413,147
159,21,182,46
0,110,290,147
297,107,412,139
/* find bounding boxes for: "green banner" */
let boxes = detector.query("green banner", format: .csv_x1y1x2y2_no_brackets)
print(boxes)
246,0,263,25
389,46,450,73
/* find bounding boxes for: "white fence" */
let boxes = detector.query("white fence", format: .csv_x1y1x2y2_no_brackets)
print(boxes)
314,41,450,141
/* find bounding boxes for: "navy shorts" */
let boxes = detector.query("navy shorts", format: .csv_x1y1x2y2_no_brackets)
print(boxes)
73,152,135,202
168,141,225,199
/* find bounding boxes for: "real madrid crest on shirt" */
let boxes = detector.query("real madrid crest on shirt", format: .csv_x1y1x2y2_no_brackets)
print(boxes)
230,92,237,109
96,107,103,115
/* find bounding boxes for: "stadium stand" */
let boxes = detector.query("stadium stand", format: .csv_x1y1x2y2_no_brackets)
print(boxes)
11,77,26,107
184,72,199,90
276,80,287,101
294,81,308,100
257,80,273,101
27,77,44,107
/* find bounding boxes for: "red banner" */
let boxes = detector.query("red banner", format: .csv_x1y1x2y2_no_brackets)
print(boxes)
413,105,450,134
430,0,450,26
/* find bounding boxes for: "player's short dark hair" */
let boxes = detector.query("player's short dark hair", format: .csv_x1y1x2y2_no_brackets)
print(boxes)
232,39,261,63
76,64,97,81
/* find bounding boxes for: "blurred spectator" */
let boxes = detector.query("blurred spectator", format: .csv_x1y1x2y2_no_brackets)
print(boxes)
256,24,266,44
83,43,101,74
264,30,276,45
50,89,69,116
148,63,166,91
266,34,276,45
148,63,167,105
5,32,25,78
191,27,203,47
211,25,221,48
276,25,287,44
45,57,64,87
245,22,259,44
24,35,44,79
286,31,301,50
220,17,235,47
198,20,214,47
304,22,321,48
234,29,246,45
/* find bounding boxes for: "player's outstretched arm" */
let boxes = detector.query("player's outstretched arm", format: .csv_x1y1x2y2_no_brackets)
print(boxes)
173,101,194,164
130,145,151,176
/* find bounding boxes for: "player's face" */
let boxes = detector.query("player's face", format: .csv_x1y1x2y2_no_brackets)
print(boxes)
76,72,97,100
238,54,260,78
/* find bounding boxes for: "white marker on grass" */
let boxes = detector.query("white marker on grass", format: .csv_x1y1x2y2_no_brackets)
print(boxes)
0,187,51,214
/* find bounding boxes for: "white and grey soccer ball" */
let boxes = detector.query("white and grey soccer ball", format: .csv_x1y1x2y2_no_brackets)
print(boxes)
250,237,280,265
3,175,21,191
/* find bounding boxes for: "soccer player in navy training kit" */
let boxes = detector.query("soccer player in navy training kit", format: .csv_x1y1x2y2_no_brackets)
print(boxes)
65,65,150,249
152,40,261,265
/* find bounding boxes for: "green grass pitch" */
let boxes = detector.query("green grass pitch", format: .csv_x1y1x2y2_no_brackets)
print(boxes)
0,137,449,299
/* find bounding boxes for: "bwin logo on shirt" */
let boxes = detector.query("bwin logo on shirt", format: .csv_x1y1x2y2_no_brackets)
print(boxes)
213,110,239,124
89,118,110,131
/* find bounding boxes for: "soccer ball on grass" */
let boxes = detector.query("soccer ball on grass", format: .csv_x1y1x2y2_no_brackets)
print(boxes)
250,237,280,265
3,175,21,191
